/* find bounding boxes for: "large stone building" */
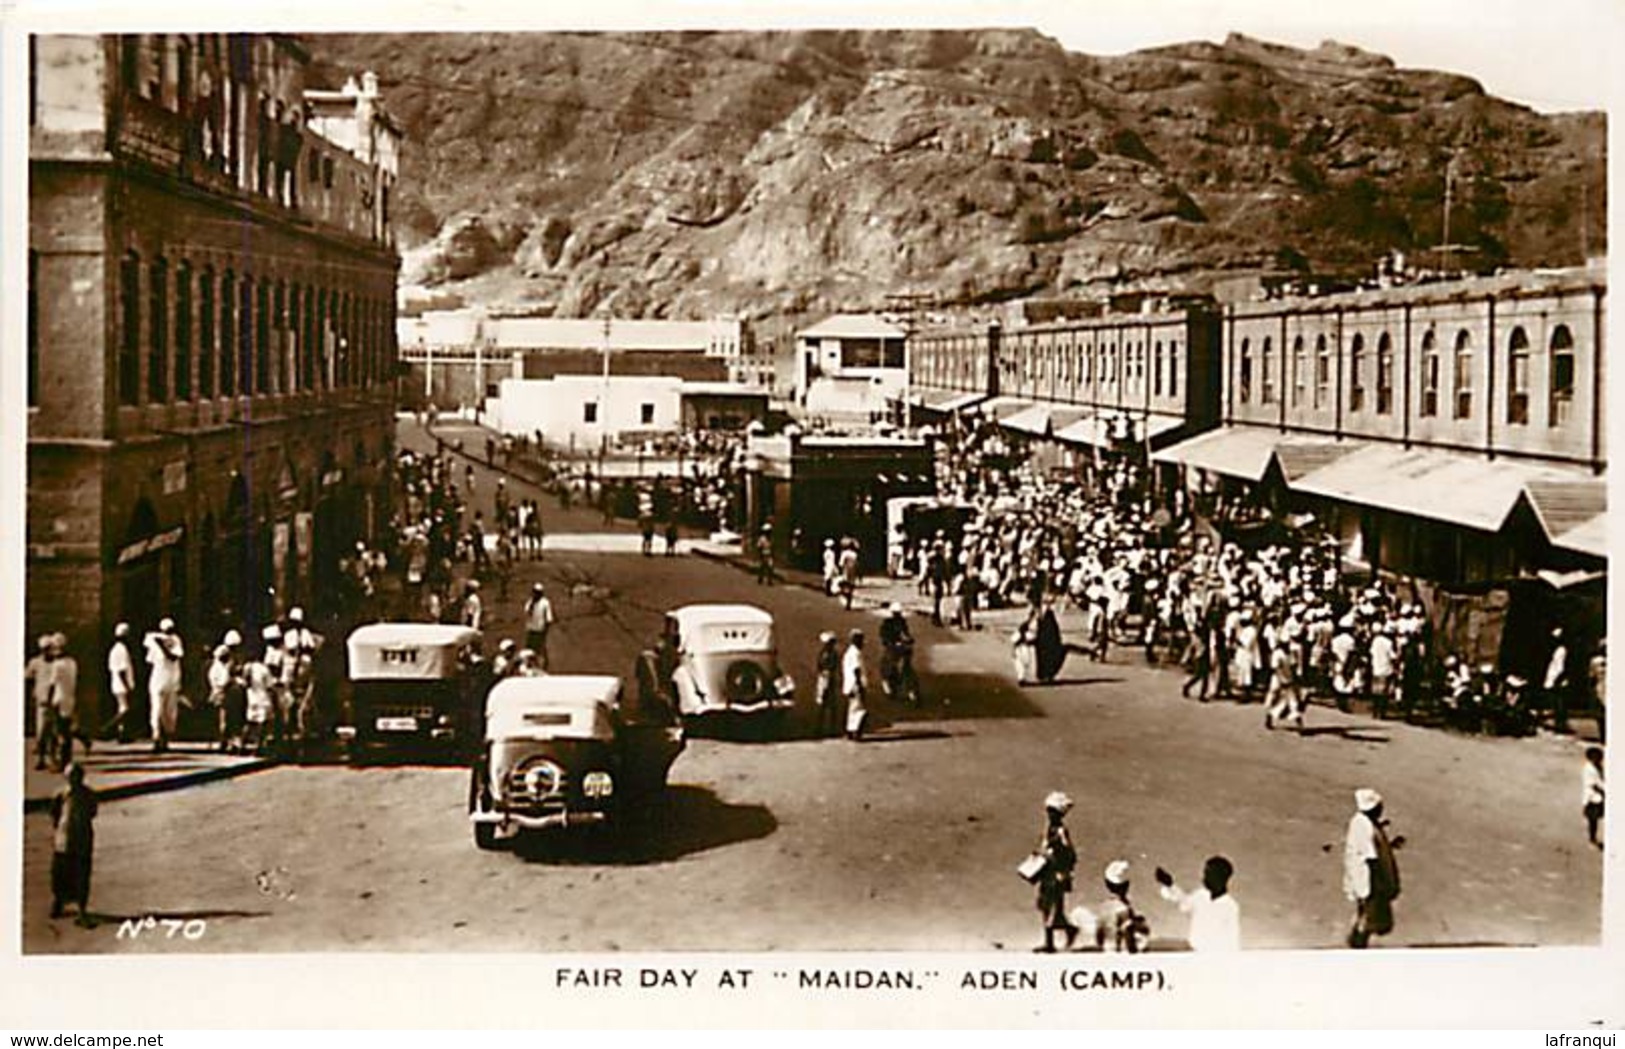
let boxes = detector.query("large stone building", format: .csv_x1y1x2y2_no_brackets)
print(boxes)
27,34,403,659
905,268,1606,590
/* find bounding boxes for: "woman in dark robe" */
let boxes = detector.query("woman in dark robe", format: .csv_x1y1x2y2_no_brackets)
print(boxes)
1036,601,1067,684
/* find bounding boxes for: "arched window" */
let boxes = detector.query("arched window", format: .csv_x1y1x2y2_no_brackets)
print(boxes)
1376,333,1393,415
1453,330,1473,420
1348,333,1366,413
1238,338,1252,405
1291,336,1305,406
1549,325,1575,428
1260,336,1275,405
1506,326,1530,426
1153,340,1164,397
1419,330,1439,417
1314,334,1330,408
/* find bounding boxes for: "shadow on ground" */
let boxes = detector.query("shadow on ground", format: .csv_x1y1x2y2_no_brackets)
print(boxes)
895,672,1047,721
509,784,776,866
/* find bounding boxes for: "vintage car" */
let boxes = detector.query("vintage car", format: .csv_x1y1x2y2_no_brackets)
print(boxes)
341,623,485,759
467,674,684,849
664,604,795,722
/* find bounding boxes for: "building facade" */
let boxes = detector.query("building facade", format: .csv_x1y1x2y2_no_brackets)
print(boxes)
794,314,910,421
396,311,754,409
904,269,1606,589
28,33,402,659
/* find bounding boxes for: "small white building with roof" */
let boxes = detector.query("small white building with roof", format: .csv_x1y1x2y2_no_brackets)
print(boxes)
794,314,909,421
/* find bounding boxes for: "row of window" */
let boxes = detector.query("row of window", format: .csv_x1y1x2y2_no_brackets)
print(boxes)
997,337,1183,400
1235,324,1577,428
106,252,392,409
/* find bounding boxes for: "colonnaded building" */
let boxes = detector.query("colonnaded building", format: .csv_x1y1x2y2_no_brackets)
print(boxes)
26,33,402,658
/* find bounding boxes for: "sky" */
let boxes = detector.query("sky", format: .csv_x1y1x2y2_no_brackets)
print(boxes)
9,0,1617,113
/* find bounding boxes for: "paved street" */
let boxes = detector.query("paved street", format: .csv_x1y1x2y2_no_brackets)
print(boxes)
21,421,1604,954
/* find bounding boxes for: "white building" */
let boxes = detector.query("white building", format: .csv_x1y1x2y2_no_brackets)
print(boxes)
794,314,909,420
493,375,685,452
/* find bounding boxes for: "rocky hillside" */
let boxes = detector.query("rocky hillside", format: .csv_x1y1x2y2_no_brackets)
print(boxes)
308,29,1605,323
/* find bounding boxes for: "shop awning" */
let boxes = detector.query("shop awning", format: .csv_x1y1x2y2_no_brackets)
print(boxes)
978,396,1037,421
1522,479,1607,545
1272,439,1365,482
1292,444,1556,533
1001,404,1092,438
1149,426,1284,481
1057,414,1183,450
916,389,987,412
1552,513,1608,560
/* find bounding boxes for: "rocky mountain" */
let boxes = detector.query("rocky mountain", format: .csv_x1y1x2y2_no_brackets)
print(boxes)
307,29,1605,325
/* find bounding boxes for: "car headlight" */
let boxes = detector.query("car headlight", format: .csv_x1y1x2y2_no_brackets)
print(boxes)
522,761,563,796
774,674,795,696
582,771,614,798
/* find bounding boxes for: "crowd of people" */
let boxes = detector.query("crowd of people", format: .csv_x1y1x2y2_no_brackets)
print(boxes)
886,410,1606,742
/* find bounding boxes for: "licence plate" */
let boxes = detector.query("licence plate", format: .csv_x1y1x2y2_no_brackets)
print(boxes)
375,717,419,732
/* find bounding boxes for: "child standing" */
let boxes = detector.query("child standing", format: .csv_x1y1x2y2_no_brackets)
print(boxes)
49,764,98,926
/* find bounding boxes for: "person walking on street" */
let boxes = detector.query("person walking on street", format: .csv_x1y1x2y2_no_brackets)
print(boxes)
207,645,237,752
1033,791,1080,953
1264,637,1305,733
26,635,60,770
49,763,98,926
1012,607,1039,685
104,623,136,744
143,618,184,753
523,583,556,671
841,629,871,741
1544,628,1572,734
837,539,861,610
815,631,843,738
1582,746,1605,848
461,579,484,632
26,634,60,770
1344,788,1402,949
1156,856,1241,952
48,634,87,769
663,517,679,556
754,525,776,585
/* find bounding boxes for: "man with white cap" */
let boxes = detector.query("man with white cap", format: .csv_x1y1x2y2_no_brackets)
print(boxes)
104,623,136,744
26,634,59,769
143,618,184,753
1033,791,1080,953
1344,787,1402,948
1076,860,1150,953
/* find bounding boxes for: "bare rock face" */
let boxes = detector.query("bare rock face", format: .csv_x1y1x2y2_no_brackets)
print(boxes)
309,29,1605,321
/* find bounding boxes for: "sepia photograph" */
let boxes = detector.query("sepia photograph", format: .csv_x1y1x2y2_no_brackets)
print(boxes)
3,0,1619,1029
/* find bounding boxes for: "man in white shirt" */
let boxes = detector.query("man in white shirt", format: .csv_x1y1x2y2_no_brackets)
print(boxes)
1544,628,1571,733
105,623,136,743
841,629,870,741
144,618,184,753
1156,855,1240,952
1344,788,1401,948
523,583,556,670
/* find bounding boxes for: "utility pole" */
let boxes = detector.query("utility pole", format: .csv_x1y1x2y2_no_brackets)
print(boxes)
599,316,611,467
